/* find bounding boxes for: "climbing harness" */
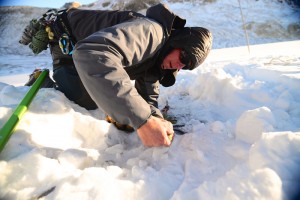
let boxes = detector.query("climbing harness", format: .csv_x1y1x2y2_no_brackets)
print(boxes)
39,9,76,55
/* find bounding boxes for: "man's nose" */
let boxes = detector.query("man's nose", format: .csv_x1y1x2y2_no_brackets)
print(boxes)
176,62,185,69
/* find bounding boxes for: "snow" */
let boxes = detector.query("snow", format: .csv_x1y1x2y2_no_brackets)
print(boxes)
0,0,300,200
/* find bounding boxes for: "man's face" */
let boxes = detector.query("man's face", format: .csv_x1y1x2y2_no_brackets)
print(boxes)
161,48,188,70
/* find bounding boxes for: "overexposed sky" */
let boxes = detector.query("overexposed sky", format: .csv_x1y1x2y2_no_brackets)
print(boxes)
0,0,96,8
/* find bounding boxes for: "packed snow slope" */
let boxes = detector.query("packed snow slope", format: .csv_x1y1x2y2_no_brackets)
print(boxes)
0,40,299,200
0,0,300,200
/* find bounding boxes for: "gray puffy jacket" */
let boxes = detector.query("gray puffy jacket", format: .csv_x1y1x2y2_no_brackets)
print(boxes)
69,4,186,129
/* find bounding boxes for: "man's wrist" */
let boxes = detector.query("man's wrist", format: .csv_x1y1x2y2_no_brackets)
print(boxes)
137,114,152,130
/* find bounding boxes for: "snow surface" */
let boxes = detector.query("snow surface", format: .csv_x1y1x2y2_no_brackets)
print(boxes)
0,0,300,200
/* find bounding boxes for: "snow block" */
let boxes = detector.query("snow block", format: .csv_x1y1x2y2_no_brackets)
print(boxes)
235,107,275,144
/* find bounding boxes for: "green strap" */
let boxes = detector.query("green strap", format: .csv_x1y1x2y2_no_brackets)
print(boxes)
0,69,49,153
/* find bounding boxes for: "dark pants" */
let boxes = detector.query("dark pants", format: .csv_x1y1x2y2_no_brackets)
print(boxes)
52,66,97,110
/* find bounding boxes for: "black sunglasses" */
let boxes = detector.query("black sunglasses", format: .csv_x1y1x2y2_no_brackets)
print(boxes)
180,50,191,69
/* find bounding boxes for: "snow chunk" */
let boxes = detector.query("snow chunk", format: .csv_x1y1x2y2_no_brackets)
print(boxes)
249,132,300,179
210,121,225,134
248,132,300,200
0,85,27,105
235,107,275,144
58,149,96,170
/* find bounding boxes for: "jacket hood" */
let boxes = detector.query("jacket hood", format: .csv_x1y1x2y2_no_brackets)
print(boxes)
158,27,212,87
169,27,213,70
146,3,186,36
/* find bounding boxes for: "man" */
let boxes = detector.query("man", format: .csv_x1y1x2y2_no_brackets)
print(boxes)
19,3,212,147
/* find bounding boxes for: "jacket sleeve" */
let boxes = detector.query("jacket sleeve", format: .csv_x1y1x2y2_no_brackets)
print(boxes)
72,18,165,129
135,76,163,119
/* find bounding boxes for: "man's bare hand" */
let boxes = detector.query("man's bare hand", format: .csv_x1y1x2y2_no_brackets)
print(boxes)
137,116,174,147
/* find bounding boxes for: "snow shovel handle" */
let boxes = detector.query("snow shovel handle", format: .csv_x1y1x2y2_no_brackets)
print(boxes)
0,69,49,153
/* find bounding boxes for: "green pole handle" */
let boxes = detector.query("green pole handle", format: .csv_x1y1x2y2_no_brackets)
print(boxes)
0,69,49,153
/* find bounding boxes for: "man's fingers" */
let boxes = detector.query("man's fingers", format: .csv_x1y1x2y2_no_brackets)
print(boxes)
137,116,175,147
163,129,174,146
162,120,173,131
164,121,174,146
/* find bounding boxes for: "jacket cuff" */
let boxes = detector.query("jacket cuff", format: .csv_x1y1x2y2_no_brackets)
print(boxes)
136,113,152,129
150,105,164,119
